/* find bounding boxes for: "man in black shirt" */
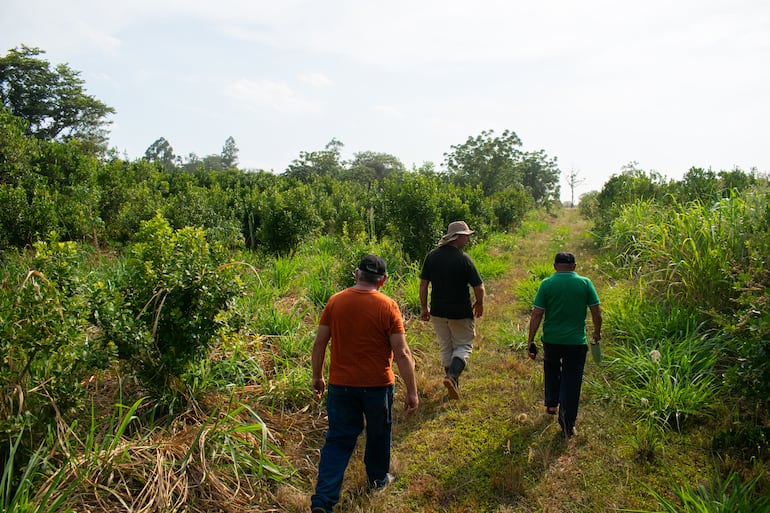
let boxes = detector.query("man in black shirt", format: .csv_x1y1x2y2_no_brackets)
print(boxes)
419,221,485,399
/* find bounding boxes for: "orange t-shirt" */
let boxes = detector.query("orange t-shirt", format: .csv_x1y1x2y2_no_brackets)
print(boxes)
319,287,405,387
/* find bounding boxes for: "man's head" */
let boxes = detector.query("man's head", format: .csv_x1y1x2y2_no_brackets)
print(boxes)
357,254,387,284
554,251,576,271
439,221,474,248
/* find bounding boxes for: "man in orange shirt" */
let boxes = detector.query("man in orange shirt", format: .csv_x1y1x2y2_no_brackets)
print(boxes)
310,255,419,513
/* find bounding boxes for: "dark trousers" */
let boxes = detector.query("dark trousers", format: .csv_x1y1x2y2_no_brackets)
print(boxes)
543,343,588,434
311,384,394,512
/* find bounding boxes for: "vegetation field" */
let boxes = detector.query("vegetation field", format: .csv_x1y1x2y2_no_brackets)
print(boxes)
2,46,768,512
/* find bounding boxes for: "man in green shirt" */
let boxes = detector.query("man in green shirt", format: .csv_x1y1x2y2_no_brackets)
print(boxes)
527,252,602,438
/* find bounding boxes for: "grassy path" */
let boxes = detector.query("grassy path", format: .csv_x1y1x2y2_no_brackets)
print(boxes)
314,208,617,512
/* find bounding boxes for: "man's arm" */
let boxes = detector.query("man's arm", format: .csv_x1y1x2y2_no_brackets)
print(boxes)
589,304,602,342
472,283,485,318
390,333,419,415
527,306,545,359
311,325,331,398
419,279,431,321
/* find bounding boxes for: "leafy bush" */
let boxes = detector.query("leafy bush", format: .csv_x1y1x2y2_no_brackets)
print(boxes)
92,214,243,409
380,173,444,261
0,237,113,472
490,185,533,231
249,184,323,254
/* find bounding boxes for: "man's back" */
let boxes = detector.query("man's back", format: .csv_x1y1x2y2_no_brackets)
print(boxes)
322,287,404,387
535,271,600,345
420,245,482,318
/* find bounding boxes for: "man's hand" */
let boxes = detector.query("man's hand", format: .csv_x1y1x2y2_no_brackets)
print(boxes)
403,391,419,416
312,377,326,399
527,342,538,360
420,308,431,321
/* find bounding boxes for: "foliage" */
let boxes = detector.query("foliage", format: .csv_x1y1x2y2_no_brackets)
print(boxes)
489,185,533,231
0,237,112,455
517,149,561,204
604,186,770,406
91,214,243,408
588,162,760,243
348,150,405,184
1,430,76,513
590,164,668,239
245,183,323,254
283,138,344,182
143,136,177,170
443,129,523,195
514,261,553,310
0,46,114,154
380,172,444,261
220,136,239,168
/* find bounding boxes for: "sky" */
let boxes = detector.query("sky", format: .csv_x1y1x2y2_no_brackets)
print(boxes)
2,1,769,201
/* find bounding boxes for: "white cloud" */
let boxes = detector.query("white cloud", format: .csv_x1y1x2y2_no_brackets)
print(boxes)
225,78,323,114
299,72,333,88
370,104,404,118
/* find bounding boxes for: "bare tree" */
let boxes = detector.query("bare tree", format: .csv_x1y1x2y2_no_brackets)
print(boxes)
565,168,585,207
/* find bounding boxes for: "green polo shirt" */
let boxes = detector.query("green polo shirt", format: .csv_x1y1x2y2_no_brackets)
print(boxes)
533,271,600,345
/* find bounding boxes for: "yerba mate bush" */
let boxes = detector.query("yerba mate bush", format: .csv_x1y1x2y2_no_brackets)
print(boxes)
91,214,243,412
0,237,113,472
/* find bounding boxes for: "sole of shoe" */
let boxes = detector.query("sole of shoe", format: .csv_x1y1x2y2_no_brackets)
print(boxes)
370,473,396,491
443,377,460,400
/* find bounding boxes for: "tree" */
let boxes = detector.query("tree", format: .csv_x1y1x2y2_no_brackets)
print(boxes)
518,150,560,205
443,129,523,195
144,137,176,170
346,151,405,186
0,46,115,154
565,168,585,207
221,136,239,168
284,138,344,182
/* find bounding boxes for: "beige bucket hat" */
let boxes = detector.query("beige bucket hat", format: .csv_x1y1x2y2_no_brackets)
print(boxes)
439,221,474,246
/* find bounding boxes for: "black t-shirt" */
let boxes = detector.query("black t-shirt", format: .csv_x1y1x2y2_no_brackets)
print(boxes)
420,245,483,319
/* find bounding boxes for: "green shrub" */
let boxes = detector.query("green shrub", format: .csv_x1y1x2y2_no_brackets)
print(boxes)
0,237,113,476
92,214,243,410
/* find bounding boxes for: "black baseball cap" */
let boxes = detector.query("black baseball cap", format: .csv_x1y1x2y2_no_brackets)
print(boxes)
358,254,387,276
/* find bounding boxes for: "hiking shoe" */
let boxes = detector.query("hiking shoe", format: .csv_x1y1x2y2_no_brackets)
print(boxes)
369,472,396,491
442,376,460,399
311,508,327,513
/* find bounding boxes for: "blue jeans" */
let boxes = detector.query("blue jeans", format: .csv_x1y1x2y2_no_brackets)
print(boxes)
311,384,394,512
543,343,587,435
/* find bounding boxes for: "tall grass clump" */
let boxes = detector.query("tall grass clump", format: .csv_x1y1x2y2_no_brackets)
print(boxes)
604,288,705,345
605,186,770,409
605,332,720,430
607,193,755,315
629,470,770,513
1,431,76,513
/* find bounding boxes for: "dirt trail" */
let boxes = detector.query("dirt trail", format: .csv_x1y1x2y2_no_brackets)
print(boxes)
320,208,604,513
